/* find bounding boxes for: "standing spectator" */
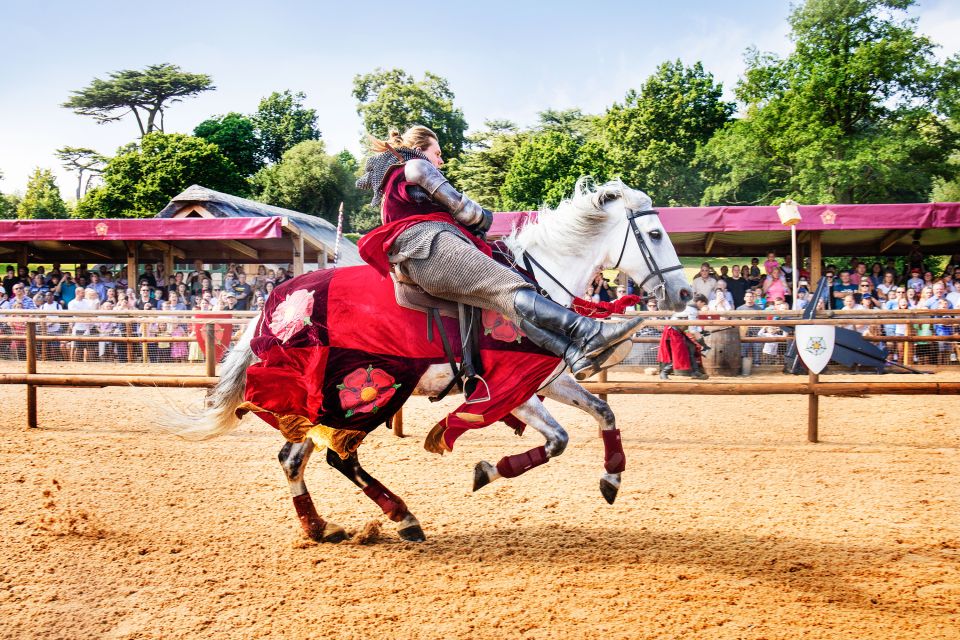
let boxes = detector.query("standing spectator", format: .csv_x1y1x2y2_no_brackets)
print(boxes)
40,291,64,360
924,282,952,309
763,251,779,276
274,267,292,286
876,271,897,299
849,262,868,286
97,301,118,361
831,270,858,309
869,262,884,288
907,241,924,271
2,266,18,297
906,267,924,292
167,291,188,311
134,285,154,310
904,286,919,308
747,258,762,288
762,267,789,304
230,272,253,311
254,265,270,290
28,274,50,298
87,272,107,301
263,280,276,300
726,265,749,308
0,282,38,309
933,299,955,364
708,286,734,312
68,288,99,362
855,280,874,303
692,263,717,300
139,263,158,288
737,290,763,364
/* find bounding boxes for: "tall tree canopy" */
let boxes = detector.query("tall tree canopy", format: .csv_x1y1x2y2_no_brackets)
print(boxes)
444,120,523,210
54,146,108,200
17,169,69,219
62,63,214,136
698,0,959,205
353,68,468,159
602,60,734,205
194,112,263,176
252,141,361,226
75,133,247,218
500,110,607,210
253,91,321,164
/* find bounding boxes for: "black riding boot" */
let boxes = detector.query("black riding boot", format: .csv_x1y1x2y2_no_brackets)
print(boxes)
513,289,643,380
659,363,672,379
686,342,709,379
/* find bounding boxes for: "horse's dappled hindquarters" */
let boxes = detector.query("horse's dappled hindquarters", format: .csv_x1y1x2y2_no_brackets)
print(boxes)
159,180,691,542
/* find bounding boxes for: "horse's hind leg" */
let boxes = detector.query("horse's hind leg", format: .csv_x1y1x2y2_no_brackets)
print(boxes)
278,440,347,543
473,396,568,492
542,373,625,504
324,448,425,542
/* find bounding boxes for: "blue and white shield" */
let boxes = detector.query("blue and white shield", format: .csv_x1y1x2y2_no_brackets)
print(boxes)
795,325,835,374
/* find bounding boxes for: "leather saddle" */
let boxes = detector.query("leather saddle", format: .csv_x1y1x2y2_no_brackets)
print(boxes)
390,264,488,403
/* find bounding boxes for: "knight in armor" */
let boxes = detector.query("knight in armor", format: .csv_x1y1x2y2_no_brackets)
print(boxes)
356,125,643,380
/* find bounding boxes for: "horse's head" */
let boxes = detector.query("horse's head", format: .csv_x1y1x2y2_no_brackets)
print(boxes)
590,180,692,312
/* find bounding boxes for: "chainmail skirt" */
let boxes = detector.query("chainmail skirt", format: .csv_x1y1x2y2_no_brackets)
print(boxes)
389,222,532,322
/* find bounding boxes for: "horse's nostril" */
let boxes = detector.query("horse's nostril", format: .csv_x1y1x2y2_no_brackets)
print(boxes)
679,289,691,300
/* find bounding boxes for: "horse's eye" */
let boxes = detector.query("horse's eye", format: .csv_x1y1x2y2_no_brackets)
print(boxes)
648,229,662,240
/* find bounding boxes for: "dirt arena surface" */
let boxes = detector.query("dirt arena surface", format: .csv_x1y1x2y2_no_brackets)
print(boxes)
0,364,958,639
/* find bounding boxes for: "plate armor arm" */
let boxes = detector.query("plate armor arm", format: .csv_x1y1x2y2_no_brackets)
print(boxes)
404,159,492,233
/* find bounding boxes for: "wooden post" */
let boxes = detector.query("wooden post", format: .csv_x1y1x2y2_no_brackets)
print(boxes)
903,322,913,367
809,231,822,285
163,248,175,287
125,241,139,289
807,371,819,443
392,407,404,437
141,322,150,364
292,235,305,276
26,322,37,429
204,323,216,377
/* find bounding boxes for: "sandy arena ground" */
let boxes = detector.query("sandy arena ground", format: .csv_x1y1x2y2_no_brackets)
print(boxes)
0,363,958,639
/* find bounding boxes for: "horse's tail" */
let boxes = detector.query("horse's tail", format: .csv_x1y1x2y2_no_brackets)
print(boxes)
158,314,260,441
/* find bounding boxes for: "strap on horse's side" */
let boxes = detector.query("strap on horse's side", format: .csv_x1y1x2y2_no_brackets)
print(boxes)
428,307,462,402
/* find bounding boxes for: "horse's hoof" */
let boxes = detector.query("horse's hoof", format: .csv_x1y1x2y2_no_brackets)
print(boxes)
398,524,426,542
599,473,621,505
473,461,496,492
321,523,348,543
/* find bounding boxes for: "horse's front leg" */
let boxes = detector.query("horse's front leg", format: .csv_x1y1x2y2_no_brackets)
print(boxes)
324,448,425,542
278,440,347,543
541,373,625,504
473,395,568,492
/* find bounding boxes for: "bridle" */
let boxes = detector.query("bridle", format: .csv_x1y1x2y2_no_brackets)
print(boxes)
521,206,684,304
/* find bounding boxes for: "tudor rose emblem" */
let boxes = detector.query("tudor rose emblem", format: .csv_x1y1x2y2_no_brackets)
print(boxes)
794,325,835,374
95,222,109,236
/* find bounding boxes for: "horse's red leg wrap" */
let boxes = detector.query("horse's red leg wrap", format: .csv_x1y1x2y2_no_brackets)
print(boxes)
496,446,548,479
602,429,626,473
362,482,409,522
292,493,326,539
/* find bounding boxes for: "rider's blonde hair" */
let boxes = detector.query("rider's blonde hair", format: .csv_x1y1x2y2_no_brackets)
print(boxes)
368,125,438,154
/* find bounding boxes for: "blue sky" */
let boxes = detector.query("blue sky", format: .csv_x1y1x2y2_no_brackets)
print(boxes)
2,0,959,199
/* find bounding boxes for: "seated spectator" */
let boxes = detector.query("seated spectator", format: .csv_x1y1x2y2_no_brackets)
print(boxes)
933,299,955,364
708,285,734,311
725,265,748,307
29,273,50,298
0,282,37,309
917,286,934,309
831,270,857,309
904,287,919,308
97,301,119,361
923,282,953,309
876,271,897,299
856,280,874,303
762,267,789,304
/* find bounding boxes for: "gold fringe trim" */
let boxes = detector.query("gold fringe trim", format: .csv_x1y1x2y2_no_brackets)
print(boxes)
237,401,366,459
423,423,451,455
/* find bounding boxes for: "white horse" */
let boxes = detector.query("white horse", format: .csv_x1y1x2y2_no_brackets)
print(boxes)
162,179,692,543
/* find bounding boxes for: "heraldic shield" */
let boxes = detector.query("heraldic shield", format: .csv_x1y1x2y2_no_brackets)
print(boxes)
795,325,835,374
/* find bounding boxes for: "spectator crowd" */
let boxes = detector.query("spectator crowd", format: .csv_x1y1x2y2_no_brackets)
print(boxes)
0,262,286,362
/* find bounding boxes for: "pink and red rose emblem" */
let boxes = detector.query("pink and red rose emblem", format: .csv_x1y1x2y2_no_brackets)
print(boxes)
337,365,401,418
268,289,315,343
482,308,524,343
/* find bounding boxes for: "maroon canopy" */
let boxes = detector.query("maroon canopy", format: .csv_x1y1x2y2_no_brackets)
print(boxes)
0,217,282,241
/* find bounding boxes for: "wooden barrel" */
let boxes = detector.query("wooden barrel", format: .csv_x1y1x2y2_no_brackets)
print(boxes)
702,327,741,376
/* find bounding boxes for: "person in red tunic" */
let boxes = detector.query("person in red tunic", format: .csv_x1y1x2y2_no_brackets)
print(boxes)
356,125,641,379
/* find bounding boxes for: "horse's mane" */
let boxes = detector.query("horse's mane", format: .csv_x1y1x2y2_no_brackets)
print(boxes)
506,178,653,258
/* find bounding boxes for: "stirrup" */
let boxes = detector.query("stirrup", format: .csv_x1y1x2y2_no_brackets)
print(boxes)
464,375,491,404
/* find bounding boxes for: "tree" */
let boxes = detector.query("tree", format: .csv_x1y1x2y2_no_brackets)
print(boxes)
253,91,321,164
251,141,361,226
699,0,960,205
602,60,734,206
444,120,524,210
17,169,69,219
194,112,263,176
63,63,214,136
353,68,468,159
74,133,247,218
55,146,108,200
499,110,608,210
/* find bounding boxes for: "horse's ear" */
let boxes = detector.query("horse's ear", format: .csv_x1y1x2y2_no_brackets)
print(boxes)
593,189,619,209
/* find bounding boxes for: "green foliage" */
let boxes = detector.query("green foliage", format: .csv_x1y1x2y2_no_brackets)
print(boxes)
251,140,360,226
353,68,468,159
500,110,608,210
0,192,21,219
62,63,213,136
74,133,248,218
194,113,263,176
54,146,108,200
444,120,523,210
17,168,69,219
698,0,960,205
253,91,321,164
602,60,734,206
